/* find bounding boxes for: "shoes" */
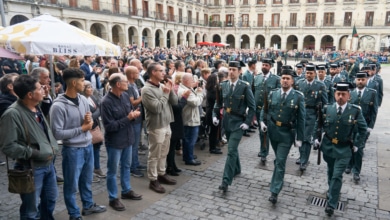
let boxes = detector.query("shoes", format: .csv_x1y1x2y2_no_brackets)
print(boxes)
149,180,166,193
176,150,183,155
131,170,144,178
137,165,147,171
138,150,146,155
345,168,351,174
57,176,64,185
210,149,223,154
109,198,125,211
69,216,82,220
0,160,5,166
92,175,100,183
257,152,262,157
167,169,179,176
193,155,197,159
325,206,334,216
174,167,182,173
300,163,307,171
247,129,255,133
94,169,106,178
243,133,250,137
295,158,301,165
139,143,148,151
81,203,107,216
268,193,278,204
260,157,266,165
121,190,143,200
353,173,360,182
218,182,228,192
185,160,201,166
158,174,177,185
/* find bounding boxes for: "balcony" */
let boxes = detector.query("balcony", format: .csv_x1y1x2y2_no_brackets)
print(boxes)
209,21,222,27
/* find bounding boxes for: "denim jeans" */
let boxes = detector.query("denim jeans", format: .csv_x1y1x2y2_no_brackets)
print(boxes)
131,123,142,171
106,146,132,201
18,163,57,220
183,126,199,163
93,143,102,170
62,144,94,218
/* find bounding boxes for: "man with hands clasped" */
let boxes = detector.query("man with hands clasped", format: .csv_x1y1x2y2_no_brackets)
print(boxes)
213,61,256,193
259,69,305,205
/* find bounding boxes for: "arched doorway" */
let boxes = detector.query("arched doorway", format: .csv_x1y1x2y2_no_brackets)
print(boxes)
90,23,108,40
358,35,376,51
270,35,281,49
226,34,235,48
321,35,334,50
212,34,221,43
338,35,348,50
10,15,28,25
155,29,164,47
177,31,184,46
186,32,194,47
195,33,201,44
303,35,315,50
128,26,138,46
241,34,250,49
286,35,298,50
69,21,83,30
142,28,152,48
112,25,124,46
203,34,208,42
255,35,265,49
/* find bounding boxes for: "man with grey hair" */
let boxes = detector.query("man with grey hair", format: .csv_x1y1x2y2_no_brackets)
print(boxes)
30,67,54,117
178,73,204,166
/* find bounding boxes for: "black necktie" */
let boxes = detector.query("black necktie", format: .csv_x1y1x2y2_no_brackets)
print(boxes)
229,83,234,96
337,107,342,116
358,91,361,99
282,92,286,102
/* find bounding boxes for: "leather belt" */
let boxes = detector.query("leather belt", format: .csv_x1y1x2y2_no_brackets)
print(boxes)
224,108,246,119
325,133,351,145
305,105,317,109
270,117,292,128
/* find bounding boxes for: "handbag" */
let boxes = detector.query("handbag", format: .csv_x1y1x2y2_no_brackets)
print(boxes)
90,125,104,144
6,113,35,194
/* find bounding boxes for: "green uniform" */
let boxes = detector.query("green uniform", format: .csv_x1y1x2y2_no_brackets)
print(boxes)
242,69,255,90
214,79,255,185
373,74,383,107
367,77,381,106
260,88,305,195
318,78,335,104
347,87,377,176
254,73,281,158
347,61,359,82
319,103,367,209
295,79,327,165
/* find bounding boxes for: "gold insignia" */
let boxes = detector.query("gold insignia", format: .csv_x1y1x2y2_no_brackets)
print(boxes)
276,121,282,126
226,108,231,113
332,138,338,144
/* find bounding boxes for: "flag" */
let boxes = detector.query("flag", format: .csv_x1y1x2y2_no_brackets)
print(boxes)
352,25,358,38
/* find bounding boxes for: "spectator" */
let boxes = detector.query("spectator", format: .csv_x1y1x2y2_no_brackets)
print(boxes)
80,56,102,95
206,74,222,154
68,58,80,68
142,62,178,193
101,73,143,211
0,75,59,219
50,68,106,219
0,73,18,117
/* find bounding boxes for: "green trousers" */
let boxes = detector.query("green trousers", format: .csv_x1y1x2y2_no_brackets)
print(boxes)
258,130,270,157
269,139,292,194
222,129,243,185
323,154,349,209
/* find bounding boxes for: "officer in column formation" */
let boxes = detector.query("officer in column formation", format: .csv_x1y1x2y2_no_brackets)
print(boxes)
347,56,360,83
295,65,328,171
314,82,367,217
364,66,381,107
344,72,378,182
368,63,383,107
238,60,256,136
294,64,305,86
242,60,260,130
213,61,256,192
327,63,344,86
317,65,335,104
254,58,281,164
259,69,305,204
339,62,349,82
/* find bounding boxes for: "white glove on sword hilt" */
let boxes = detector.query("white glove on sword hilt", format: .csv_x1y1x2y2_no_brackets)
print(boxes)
313,139,320,150
260,121,267,132
213,117,219,126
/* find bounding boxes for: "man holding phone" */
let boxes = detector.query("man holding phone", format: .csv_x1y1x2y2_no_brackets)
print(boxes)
80,56,102,96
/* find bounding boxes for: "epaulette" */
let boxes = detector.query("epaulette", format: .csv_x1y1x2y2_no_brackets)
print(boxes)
294,90,304,97
351,104,361,111
270,88,279,92
242,80,250,86
366,87,377,93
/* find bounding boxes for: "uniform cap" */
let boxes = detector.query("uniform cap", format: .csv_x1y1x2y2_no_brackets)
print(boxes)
282,65,293,70
317,65,326,70
361,66,373,71
356,72,368,78
334,82,354,91
261,58,275,65
330,63,339,68
228,61,241,68
296,64,303,68
281,69,297,77
306,65,316,71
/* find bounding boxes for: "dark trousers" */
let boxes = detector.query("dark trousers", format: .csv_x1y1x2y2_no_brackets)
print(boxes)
209,123,218,151
167,137,180,169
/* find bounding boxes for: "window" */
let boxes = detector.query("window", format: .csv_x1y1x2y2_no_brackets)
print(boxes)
204,14,209,25
226,14,234,27
289,0,299,2
271,13,280,27
307,0,317,2
226,0,234,5
69,0,77,7
243,0,249,4
273,0,282,3
242,14,249,27
257,0,265,4
113,0,119,13
365,11,374,26
130,0,136,15
290,13,297,26
344,12,352,26
156,3,163,20
142,0,148,17
167,6,174,21
214,0,219,5
257,14,264,26
386,11,390,26
323,12,334,26
305,13,316,26
179,8,183,23
211,14,220,26
325,0,335,2
196,12,199,25
92,0,99,10
188,11,192,24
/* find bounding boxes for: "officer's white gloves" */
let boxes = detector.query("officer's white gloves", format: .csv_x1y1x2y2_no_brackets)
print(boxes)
260,121,267,132
295,140,302,148
353,146,358,153
313,139,320,150
240,123,249,130
213,117,219,126
367,128,373,133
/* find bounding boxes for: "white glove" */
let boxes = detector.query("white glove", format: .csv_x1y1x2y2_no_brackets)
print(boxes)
260,121,267,132
353,146,358,153
367,128,373,133
313,139,320,150
295,140,302,148
240,123,249,130
213,117,219,126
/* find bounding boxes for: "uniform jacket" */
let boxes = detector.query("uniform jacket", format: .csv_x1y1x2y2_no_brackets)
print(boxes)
242,69,255,89
254,73,281,115
319,103,367,159
367,77,381,106
349,88,378,129
373,74,383,107
318,78,335,104
213,79,255,132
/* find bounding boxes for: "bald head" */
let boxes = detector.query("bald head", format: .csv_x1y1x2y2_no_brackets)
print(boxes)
181,73,194,88
109,73,126,88
125,66,139,81
129,59,142,71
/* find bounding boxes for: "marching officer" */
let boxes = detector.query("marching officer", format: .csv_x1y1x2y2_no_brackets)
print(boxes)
327,63,345,85
365,65,382,107
295,65,327,171
368,63,383,107
213,61,256,192
317,65,334,104
295,63,305,83
254,58,280,164
347,56,360,83
314,82,367,217
259,69,305,204
345,72,378,182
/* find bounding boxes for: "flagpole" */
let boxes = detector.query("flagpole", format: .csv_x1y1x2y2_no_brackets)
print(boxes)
350,23,355,51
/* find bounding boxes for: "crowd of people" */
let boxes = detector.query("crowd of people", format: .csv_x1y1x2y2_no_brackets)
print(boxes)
0,44,384,219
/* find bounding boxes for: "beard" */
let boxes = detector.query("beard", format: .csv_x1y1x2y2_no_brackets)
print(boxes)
261,68,269,74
